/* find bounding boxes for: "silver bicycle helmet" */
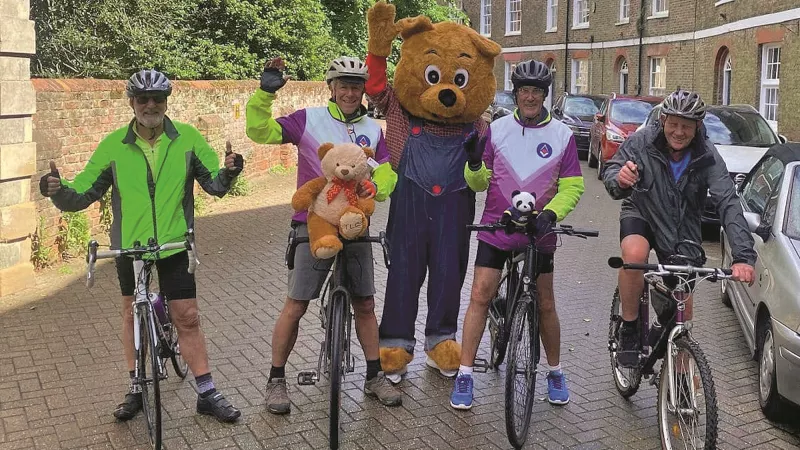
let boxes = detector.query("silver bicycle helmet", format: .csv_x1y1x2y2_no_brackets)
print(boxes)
325,56,370,84
126,69,172,98
511,60,552,90
660,89,706,121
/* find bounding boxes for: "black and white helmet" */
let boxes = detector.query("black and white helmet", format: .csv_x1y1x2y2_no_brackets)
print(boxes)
660,89,706,121
511,60,552,91
325,56,370,85
126,69,172,98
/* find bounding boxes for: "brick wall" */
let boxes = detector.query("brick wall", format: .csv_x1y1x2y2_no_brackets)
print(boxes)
31,79,330,259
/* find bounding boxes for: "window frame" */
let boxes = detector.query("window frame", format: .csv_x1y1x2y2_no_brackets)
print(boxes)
573,0,589,28
619,0,630,22
649,57,666,97
480,0,492,36
547,0,558,31
759,45,781,131
505,0,522,35
571,58,589,94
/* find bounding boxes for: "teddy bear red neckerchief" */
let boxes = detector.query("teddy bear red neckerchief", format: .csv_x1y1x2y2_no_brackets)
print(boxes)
326,179,359,206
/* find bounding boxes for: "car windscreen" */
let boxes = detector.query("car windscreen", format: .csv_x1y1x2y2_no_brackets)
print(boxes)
704,109,779,147
786,167,800,240
563,97,602,117
610,100,658,124
495,92,515,105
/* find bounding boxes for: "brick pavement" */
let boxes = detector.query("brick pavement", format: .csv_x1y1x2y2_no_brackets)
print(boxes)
1,163,799,449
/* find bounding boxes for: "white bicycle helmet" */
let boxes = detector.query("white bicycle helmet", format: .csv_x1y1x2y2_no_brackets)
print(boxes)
126,69,172,98
325,56,370,84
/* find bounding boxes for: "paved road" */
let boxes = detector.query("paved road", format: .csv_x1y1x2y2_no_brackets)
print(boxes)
1,162,799,449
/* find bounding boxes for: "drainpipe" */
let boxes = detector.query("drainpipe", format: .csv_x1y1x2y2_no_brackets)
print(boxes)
636,0,646,95
564,0,571,93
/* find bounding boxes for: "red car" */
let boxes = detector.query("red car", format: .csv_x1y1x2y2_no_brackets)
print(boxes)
588,94,663,179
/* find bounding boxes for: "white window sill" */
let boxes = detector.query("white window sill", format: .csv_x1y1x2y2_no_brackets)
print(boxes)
572,23,590,30
545,27,558,33
616,18,630,25
714,0,734,6
481,32,491,37
647,11,669,19
504,31,522,36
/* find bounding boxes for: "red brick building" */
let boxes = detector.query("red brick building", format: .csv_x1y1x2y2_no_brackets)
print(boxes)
460,0,799,140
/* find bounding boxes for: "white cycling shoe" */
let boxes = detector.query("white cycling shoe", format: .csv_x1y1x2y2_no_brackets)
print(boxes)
426,356,457,378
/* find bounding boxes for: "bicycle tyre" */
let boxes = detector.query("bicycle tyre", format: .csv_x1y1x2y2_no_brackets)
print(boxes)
504,294,538,449
328,292,346,450
489,266,515,369
657,336,718,450
608,287,642,398
169,327,189,379
138,312,162,450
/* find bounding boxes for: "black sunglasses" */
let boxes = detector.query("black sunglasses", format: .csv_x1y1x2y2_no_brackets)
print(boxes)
135,95,167,105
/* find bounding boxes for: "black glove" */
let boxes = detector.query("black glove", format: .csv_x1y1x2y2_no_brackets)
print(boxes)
462,130,487,170
534,209,557,237
227,153,244,177
39,162,60,197
260,68,287,93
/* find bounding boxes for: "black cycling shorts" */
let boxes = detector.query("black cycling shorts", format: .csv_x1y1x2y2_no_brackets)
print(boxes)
619,217,696,290
475,240,554,274
116,251,196,300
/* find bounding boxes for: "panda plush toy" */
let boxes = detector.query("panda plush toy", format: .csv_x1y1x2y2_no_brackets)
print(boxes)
500,190,537,234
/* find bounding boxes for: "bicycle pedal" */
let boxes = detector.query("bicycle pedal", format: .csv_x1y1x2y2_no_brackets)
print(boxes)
473,358,489,373
297,371,318,386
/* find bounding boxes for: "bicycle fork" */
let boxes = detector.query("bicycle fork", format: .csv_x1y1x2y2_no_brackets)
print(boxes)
297,289,355,386
133,302,166,385
664,299,699,416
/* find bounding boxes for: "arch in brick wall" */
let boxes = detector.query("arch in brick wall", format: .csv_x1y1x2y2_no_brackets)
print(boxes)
714,46,732,106
614,56,630,95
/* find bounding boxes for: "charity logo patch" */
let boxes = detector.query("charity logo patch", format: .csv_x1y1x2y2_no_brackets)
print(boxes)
536,142,553,159
355,135,371,147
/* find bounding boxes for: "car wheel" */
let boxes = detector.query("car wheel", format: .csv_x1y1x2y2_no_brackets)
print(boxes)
757,315,787,421
720,239,732,308
588,142,598,169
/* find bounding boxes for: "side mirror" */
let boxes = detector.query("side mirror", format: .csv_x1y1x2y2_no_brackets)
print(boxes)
779,134,788,144
744,211,771,240
552,106,561,116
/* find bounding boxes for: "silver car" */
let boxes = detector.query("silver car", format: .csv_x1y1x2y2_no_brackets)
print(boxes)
638,104,787,224
720,143,800,420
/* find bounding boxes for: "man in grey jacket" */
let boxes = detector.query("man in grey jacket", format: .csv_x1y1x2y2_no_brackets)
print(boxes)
603,89,756,367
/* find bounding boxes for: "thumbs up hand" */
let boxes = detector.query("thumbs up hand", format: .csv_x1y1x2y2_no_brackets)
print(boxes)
223,141,244,177
39,161,62,197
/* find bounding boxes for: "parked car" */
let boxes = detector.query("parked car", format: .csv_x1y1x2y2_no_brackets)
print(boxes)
720,142,800,421
483,90,516,122
588,94,662,178
551,92,608,160
637,104,786,224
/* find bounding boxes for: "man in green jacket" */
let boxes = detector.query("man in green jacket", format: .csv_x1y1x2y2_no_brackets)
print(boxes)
40,69,243,423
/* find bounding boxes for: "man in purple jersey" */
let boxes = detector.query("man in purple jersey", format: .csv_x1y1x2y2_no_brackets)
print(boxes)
451,60,585,410
246,56,401,414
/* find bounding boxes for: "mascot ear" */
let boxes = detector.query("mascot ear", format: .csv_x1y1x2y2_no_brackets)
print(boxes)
397,15,435,40
362,146,375,159
469,32,501,58
512,190,521,198
318,142,335,160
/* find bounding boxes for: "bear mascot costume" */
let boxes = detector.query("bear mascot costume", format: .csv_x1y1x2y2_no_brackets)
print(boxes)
365,0,501,381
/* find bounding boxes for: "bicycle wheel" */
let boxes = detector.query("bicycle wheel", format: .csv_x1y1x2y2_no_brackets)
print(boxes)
138,312,162,449
504,294,538,449
608,287,642,398
163,303,189,379
328,292,346,450
657,336,718,450
489,265,515,369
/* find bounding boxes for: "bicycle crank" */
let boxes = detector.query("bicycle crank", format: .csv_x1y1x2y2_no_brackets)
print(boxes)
297,371,319,385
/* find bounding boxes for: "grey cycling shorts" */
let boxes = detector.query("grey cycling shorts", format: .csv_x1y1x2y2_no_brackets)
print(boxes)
287,222,376,301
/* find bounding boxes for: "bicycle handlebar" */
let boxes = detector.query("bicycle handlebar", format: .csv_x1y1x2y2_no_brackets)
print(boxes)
467,222,600,239
607,256,733,277
86,229,198,288
285,230,391,271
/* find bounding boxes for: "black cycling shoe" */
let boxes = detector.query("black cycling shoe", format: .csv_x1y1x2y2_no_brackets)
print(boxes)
197,391,241,423
113,392,143,421
617,324,641,368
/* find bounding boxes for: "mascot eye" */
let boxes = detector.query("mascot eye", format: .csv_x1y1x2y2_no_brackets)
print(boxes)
425,65,441,85
454,69,469,88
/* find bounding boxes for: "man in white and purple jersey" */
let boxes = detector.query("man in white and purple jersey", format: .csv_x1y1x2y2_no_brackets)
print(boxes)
450,60,585,410
245,56,401,414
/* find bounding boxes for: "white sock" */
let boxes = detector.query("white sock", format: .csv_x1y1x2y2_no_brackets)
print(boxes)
458,365,473,376
548,364,562,373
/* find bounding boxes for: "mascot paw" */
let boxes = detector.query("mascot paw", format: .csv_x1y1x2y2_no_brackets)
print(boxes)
339,210,367,240
380,347,413,375
367,1,398,57
425,340,461,377
311,235,343,260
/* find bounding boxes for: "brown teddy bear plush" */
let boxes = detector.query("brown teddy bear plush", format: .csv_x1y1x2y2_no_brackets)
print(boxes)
364,1,500,382
291,142,376,259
